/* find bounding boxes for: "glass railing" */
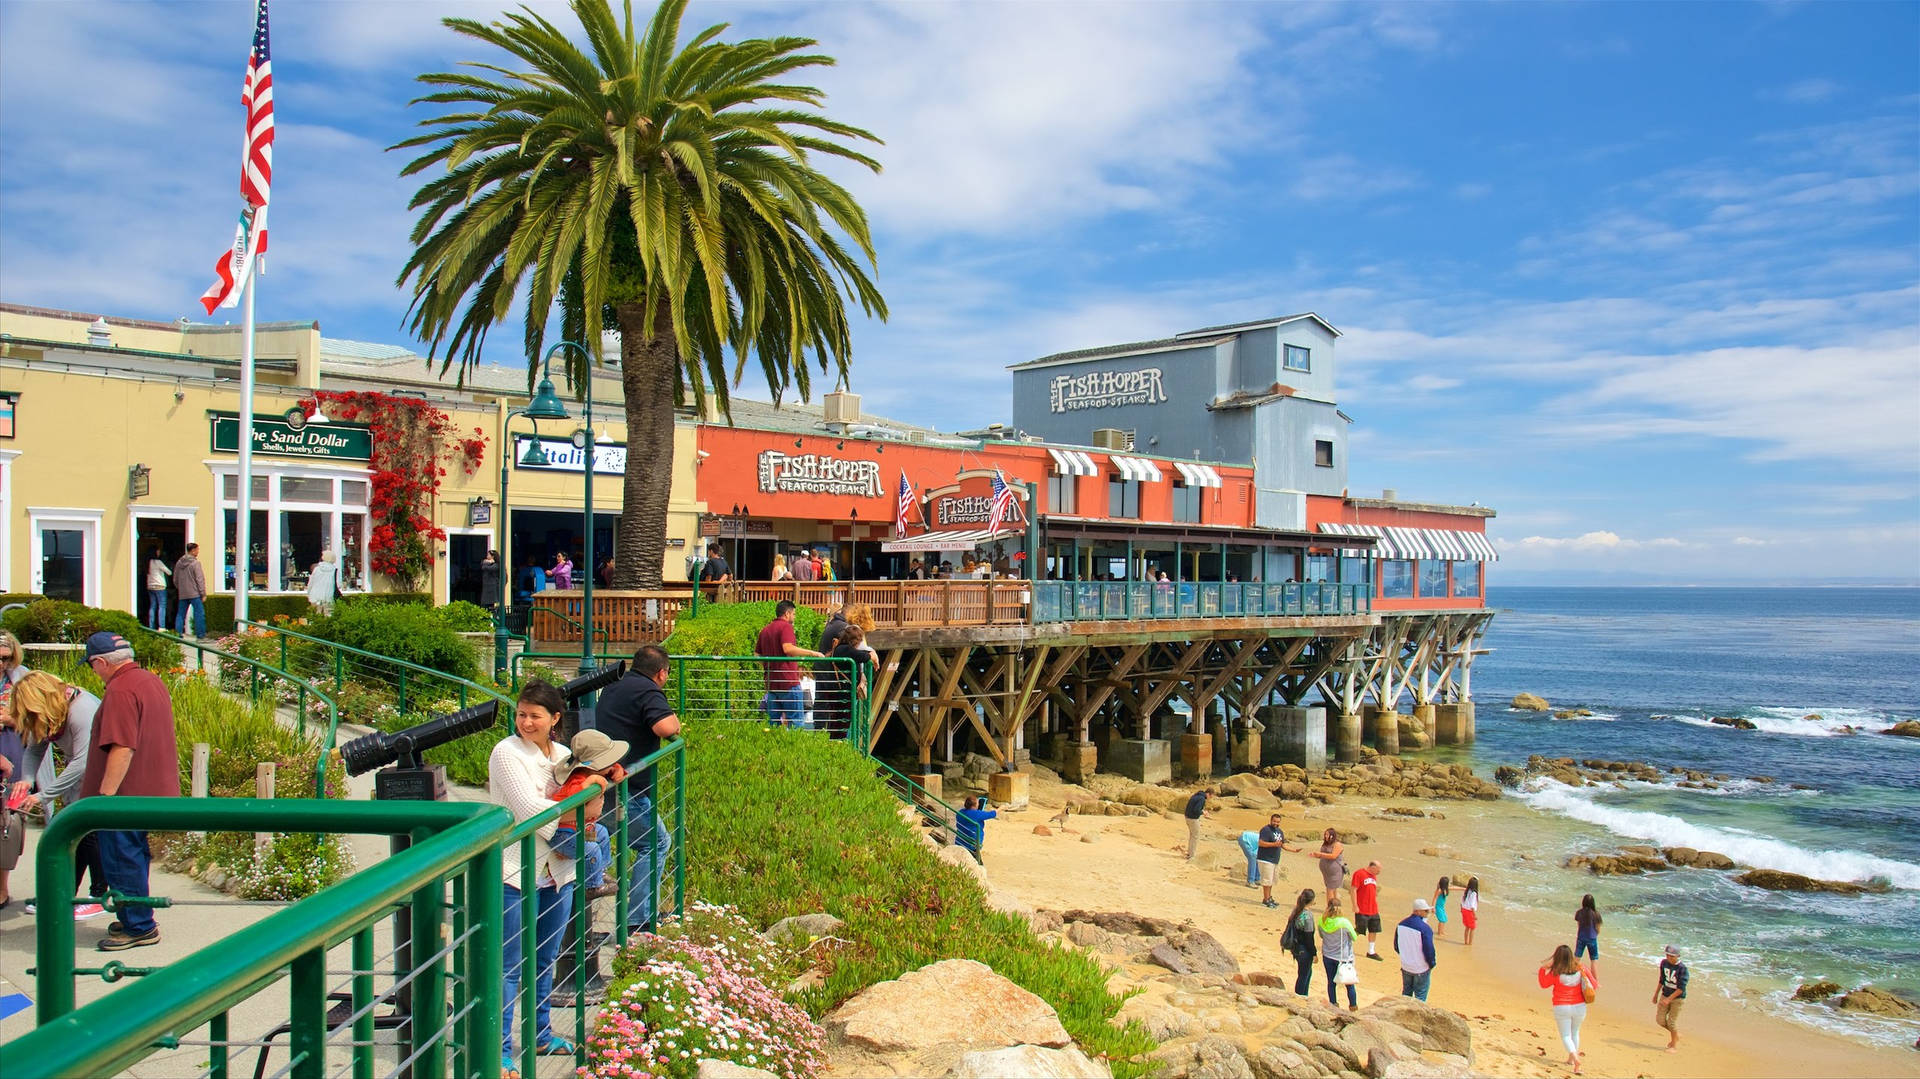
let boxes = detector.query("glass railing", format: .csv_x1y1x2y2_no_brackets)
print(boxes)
1031,580,1370,621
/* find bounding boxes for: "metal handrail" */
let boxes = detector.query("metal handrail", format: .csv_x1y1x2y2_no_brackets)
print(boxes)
238,618,513,716
871,756,960,842
159,631,340,798
12,797,511,1078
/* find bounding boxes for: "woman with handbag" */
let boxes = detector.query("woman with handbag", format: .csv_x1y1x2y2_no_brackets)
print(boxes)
6,670,109,918
1319,894,1360,1010
1539,943,1598,1073
1281,888,1318,996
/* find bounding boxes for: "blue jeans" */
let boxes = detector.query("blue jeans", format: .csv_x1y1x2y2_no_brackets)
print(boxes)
145,589,169,630
549,824,610,891
1401,969,1431,1001
1238,832,1260,884
1324,957,1356,1007
624,788,672,932
97,830,156,934
761,686,804,727
502,881,574,1055
174,597,206,637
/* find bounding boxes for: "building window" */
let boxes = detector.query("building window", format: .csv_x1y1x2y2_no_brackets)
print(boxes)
216,469,370,593
1315,440,1334,468
1381,559,1414,598
0,393,15,438
1108,475,1140,519
1171,481,1201,523
1451,561,1481,597
1284,345,1311,373
1047,472,1078,514
1340,556,1371,587
1305,555,1336,582
1419,559,1448,597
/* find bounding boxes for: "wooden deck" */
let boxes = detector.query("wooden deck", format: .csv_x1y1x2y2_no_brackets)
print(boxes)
527,580,1031,643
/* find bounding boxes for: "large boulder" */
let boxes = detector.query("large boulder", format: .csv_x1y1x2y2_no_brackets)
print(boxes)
939,843,989,882
1217,773,1270,795
1510,693,1550,712
1116,996,1193,1040
1164,928,1241,975
1150,1035,1254,1079
1356,997,1473,1062
1792,980,1843,1003
1692,851,1736,870
1235,789,1281,810
1838,986,1920,1017
1246,1045,1316,1079
1734,870,1872,895
1883,720,1920,738
947,1046,1112,1079
763,912,844,947
824,958,1071,1052
1708,715,1757,731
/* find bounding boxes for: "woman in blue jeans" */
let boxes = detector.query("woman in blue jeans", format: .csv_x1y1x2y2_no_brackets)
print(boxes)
1237,831,1262,888
490,681,578,1075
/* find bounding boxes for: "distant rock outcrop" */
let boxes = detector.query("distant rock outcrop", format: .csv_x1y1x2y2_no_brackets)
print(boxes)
1734,870,1881,895
1510,693,1550,711
1709,715,1757,731
1882,720,1920,738
1837,986,1920,1017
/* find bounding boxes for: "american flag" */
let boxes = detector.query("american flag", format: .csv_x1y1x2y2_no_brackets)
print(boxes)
895,470,914,538
987,469,1018,535
200,0,275,313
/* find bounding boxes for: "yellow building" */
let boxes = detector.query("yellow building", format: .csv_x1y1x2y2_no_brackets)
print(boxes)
0,303,705,616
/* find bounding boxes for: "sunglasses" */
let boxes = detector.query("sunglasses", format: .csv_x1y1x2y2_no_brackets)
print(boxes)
0,652,16,663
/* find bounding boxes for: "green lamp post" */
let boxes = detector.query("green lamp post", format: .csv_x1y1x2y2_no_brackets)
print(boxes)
492,373,571,679
537,341,607,678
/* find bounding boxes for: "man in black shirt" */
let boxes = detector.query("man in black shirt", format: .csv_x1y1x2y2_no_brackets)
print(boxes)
1184,789,1211,861
592,644,682,931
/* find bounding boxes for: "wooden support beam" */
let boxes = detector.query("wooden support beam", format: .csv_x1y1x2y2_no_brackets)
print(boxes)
864,648,908,751
1136,639,1208,721
1192,637,1261,719
1079,643,1149,729
1240,636,1310,712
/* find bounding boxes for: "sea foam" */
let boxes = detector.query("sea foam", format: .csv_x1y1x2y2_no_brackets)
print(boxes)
1669,707,1915,738
1518,780,1920,889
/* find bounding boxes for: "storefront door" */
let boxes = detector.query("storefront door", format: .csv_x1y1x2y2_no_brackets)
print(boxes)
30,511,101,605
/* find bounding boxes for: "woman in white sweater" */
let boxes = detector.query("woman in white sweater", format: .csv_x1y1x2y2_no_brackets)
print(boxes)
489,680,577,1071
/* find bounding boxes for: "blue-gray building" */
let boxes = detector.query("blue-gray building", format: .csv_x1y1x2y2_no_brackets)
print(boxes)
1009,313,1347,531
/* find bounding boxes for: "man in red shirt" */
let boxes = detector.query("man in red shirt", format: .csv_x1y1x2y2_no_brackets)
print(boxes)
1353,860,1384,960
755,601,820,728
81,632,180,951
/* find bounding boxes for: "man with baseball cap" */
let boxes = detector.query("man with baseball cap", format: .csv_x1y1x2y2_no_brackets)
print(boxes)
1395,896,1438,1001
1654,943,1688,1052
81,632,180,951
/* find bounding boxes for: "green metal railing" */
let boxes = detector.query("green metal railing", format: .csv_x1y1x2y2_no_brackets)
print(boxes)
164,631,341,798
237,619,513,730
5,736,688,1079
1032,579,1371,621
11,797,509,1079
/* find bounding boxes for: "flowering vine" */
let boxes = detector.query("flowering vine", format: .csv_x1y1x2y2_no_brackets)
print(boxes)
304,391,487,588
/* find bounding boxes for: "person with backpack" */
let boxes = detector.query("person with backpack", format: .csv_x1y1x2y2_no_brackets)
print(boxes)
1281,888,1319,996
1539,942,1598,1073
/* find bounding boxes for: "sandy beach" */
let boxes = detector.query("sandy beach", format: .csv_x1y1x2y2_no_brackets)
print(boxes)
978,772,1919,1079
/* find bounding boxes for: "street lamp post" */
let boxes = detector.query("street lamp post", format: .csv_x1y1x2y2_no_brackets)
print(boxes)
540,341,606,676
493,389,565,680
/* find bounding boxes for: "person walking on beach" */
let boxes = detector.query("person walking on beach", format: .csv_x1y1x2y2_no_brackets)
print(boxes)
1432,876,1452,939
1540,943,1597,1073
1653,944,1687,1053
1183,788,1210,861
1257,814,1303,908
1460,875,1481,945
1310,828,1348,908
1353,860,1384,960
1395,897,1437,1001
1237,830,1261,889
1318,895,1359,1010
1574,894,1602,973
1281,887,1318,996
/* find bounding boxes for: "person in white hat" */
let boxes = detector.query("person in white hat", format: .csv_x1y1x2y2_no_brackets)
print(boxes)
1395,896,1437,1001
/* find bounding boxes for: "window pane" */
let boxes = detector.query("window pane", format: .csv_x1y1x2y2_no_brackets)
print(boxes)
1451,561,1481,597
1340,556,1370,586
341,515,367,590
1108,477,1138,519
225,508,270,591
280,476,334,503
280,511,329,589
341,480,369,507
1306,555,1335,582
1315,440,1334,467
1382,560,1414,598
1284,345,1311,372
1172,483,1200,523
222,474,270,501
1048,473,1077,514
1420,559,1448,597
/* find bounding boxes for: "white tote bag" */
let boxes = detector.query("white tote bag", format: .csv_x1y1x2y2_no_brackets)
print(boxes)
1336,959,1359,986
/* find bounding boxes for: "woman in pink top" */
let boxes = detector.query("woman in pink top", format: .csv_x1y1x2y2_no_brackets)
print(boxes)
551,553,574,590
1538,943,1597,1073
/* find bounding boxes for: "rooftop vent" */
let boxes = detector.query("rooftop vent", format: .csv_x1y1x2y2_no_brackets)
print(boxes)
1382,488,1397,502
87,317,112,347
1092,428,1134,451
822,391,861,427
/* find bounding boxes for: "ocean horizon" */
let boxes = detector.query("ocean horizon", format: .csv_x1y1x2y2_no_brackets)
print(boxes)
1467,585,1920,1048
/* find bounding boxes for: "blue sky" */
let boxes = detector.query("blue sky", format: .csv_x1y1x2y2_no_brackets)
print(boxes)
2,1,1916,583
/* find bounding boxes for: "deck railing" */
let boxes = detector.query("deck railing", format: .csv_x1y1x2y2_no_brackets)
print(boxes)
1031,580,1370,621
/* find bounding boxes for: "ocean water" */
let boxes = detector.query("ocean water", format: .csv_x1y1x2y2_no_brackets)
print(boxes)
1467,587,1920,1048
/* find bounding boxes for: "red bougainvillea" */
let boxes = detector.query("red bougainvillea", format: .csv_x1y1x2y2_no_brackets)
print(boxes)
304,391,486,588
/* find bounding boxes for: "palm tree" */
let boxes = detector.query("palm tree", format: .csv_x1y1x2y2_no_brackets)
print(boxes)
396,0,885,587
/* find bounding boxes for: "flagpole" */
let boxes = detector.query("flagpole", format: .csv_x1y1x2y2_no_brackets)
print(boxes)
236,257,257,625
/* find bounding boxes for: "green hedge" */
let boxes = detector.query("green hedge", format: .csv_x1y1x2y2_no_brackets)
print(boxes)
684,722,1154,1077
0,592,45,609
204,594,311,635
2,600,183,670
305,602,477,681
663,601,825,657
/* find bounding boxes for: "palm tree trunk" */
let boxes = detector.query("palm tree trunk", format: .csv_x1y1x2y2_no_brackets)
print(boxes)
612,299,678,589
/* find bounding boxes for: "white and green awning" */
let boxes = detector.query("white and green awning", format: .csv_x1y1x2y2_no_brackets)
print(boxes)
1318,522,1499,562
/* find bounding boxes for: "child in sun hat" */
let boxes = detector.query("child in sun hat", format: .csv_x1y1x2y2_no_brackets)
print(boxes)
550,729,628,896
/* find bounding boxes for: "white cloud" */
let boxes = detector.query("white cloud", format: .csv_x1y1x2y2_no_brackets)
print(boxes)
1288,154,1421,203
1509,532,1690,552
1768,78,1843,104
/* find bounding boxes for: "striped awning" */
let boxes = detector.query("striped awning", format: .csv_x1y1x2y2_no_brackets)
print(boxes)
1110,455,1163,482
1047,448,1099,477
1318,523,1500,562
1172,462,1223,488
880,526,1025,553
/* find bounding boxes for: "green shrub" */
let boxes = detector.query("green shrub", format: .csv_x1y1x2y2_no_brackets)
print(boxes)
203,594,313,635
664,601,825,657
312,602,477,680
348,592,432,608
0,592,45,609
2,600,182,671
683,722,1154,1077
433,600,495,632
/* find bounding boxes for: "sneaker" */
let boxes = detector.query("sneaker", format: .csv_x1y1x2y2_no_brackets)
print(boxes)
1366,952,1383,961
23,901,35,916
74,903,107,920
1263,899,1278,908
98,927,160,951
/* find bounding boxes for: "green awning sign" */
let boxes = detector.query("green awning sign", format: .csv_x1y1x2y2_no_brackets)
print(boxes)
209,412,373,461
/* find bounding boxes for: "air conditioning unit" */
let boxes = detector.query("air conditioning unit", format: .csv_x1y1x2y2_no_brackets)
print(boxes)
822,391,861,426
907,430,927,443
1091,428,1133,451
